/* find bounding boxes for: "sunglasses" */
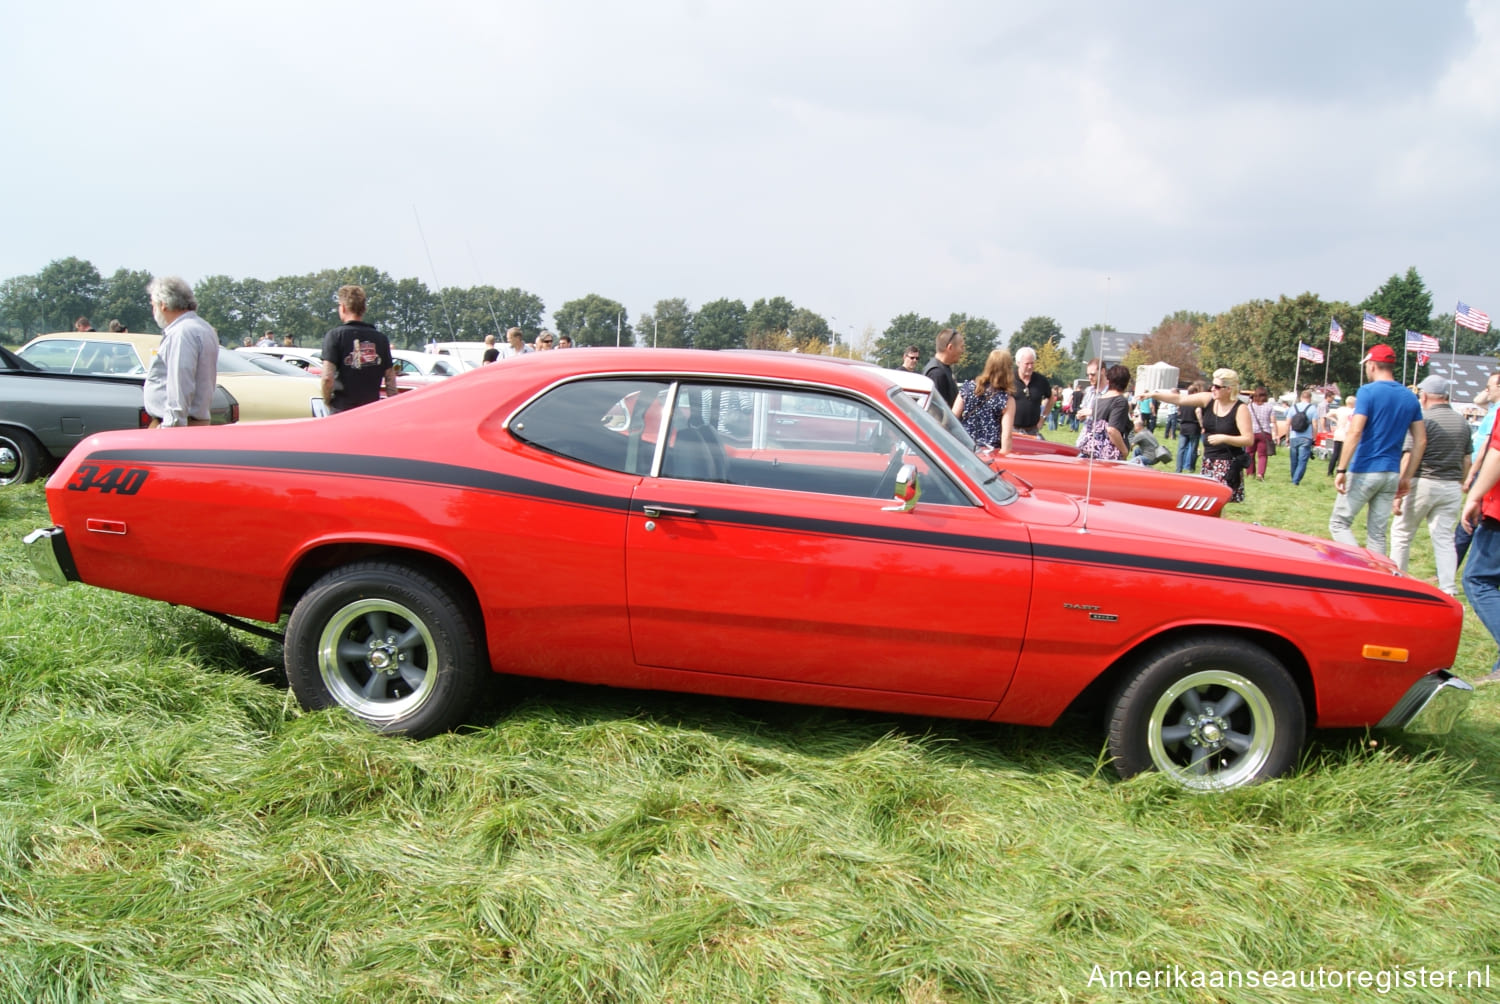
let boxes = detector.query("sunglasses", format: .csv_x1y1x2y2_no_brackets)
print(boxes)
1211,384,1225,390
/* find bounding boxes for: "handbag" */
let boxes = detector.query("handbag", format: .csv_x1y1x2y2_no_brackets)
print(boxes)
1078,398,1123,461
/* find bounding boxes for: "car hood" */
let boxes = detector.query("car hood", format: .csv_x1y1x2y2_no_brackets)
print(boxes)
1060,493,1409,580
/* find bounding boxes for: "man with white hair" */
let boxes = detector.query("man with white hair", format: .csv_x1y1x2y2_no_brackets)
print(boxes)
144,276,219,427
1390,375,1470,595
1012,346,1053,439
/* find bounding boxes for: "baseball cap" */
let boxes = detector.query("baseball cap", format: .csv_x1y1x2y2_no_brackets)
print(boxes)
1417,374,1451,397
1362,344,1396,364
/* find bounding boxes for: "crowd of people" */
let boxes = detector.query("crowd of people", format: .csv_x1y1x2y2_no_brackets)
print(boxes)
901,327,1500,686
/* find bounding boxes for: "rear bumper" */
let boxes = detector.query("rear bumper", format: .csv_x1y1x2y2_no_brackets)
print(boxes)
1376,670,1473,735
23,526,77,587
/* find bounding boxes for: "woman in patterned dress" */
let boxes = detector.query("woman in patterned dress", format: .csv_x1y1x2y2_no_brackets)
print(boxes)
1141,368,1254,502
953,349,1016,452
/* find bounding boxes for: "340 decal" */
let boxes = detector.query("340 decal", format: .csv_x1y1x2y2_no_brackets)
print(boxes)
66,464,149,495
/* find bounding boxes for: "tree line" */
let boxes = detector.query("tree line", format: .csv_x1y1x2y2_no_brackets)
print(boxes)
1,258,1489,393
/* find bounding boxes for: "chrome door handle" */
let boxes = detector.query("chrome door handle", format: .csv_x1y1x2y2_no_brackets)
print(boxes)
641,505,698,518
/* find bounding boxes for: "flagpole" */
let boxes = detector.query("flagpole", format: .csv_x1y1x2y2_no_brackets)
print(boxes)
1402,339,1409,387
1360,328,1367,385
1293,343,1302,398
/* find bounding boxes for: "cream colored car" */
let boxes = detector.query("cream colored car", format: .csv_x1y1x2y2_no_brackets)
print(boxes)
19,332,325,422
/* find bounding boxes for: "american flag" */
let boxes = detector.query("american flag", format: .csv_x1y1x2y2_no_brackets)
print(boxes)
1457,301,1491,333
1329,318,1344,343
1363,312,1391,336
1405,330,1441,353
1298,342,1324,363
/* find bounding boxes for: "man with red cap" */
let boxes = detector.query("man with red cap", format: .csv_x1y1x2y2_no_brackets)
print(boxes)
1329,343,1425,554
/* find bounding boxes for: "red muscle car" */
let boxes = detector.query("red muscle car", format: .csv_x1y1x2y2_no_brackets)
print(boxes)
24,349,1471,790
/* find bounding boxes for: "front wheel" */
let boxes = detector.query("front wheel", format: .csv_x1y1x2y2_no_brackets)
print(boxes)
285,561,484,737
0,427,43,487
1107,639,1305,791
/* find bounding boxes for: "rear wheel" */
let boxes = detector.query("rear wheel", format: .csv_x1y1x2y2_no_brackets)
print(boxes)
1107,639,1305,791
285,561,484,737
0,427,43,486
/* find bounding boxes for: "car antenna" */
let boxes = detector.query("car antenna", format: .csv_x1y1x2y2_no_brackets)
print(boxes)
412,205,460,342
466,241,507,338
1078,362,1101,534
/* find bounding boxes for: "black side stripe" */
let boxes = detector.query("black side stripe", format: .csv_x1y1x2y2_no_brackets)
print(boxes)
84,447,1448,606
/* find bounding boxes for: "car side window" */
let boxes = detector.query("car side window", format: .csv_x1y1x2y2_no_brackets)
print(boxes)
18,339,84,372
510,378,671,475
664,383,968,505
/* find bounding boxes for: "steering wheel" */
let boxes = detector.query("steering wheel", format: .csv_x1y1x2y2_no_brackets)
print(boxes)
874,444,908,499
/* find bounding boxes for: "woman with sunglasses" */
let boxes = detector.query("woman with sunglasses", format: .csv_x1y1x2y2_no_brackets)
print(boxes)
1141,369,1255,501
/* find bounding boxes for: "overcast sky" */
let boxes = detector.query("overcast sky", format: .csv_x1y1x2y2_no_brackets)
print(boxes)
3,1,1496,346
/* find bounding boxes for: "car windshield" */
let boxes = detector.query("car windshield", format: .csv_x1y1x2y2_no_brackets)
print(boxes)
886,385,1016,504
243,354,316,378
217,350,274,374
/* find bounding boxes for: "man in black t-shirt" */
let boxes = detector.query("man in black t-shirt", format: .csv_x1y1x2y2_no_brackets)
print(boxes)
1012,346,1053,438
321,285,396,412
923,328,964,407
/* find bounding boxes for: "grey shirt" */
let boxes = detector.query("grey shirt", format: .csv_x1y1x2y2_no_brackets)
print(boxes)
144,311,219,426
1403,404,1471,482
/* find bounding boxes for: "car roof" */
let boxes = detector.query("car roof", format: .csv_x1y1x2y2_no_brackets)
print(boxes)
484,347,910,399
25,331,163,359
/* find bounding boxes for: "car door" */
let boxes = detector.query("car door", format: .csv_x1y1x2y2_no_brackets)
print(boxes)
624,381,1032,704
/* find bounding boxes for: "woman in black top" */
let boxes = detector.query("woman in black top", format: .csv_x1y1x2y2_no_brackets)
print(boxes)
1080,364,1132,460
1142,369,1254,502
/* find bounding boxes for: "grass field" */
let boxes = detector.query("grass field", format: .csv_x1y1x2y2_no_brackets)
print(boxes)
2,439,1498,1003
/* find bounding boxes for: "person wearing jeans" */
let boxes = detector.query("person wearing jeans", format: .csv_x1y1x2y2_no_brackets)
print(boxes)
1329,345,1425,555
1175,381,1203,473
1460,425,1500,685
1287,389,1317,485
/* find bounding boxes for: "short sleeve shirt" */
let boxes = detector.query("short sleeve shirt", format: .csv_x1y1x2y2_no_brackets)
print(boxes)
1013,373,1052,429
1348,380,1422,474
321,320,393,411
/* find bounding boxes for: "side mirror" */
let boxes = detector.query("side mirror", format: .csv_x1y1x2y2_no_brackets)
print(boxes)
884,464,921,512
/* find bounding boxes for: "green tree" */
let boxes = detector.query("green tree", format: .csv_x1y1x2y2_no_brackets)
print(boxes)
642,297,694,348
788,307,830,347
945,313,999,382
1006,316,1064,356
262,275,325,348
745,296,796,347
555,294,631,347
97,268,155,334
1362,267,1432,341
35,257,104,332
384,278,436,349
195,275,260,344
693,298,746,350
492,288,546,340
873,313,939,369
0,274,42,342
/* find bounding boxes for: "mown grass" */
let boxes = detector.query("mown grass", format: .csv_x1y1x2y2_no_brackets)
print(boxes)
2,451,1498,1003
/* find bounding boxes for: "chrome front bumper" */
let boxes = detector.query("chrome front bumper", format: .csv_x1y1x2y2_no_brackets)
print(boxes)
23,526,77,587
1377,670,1474,735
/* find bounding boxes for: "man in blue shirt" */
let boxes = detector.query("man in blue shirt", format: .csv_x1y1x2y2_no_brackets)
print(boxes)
1329,343,1426,554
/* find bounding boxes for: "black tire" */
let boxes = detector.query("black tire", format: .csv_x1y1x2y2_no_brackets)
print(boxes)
1107,638,1305,791
285,560,484,738
0,427,43,487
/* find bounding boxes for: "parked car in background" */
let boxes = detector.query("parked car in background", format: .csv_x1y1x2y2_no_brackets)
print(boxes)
237,345,326,375
235,347,438,395
424,341,491,368
0,345,236,486
394,349,470,378
25,349,1469,791
20,333,325,422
